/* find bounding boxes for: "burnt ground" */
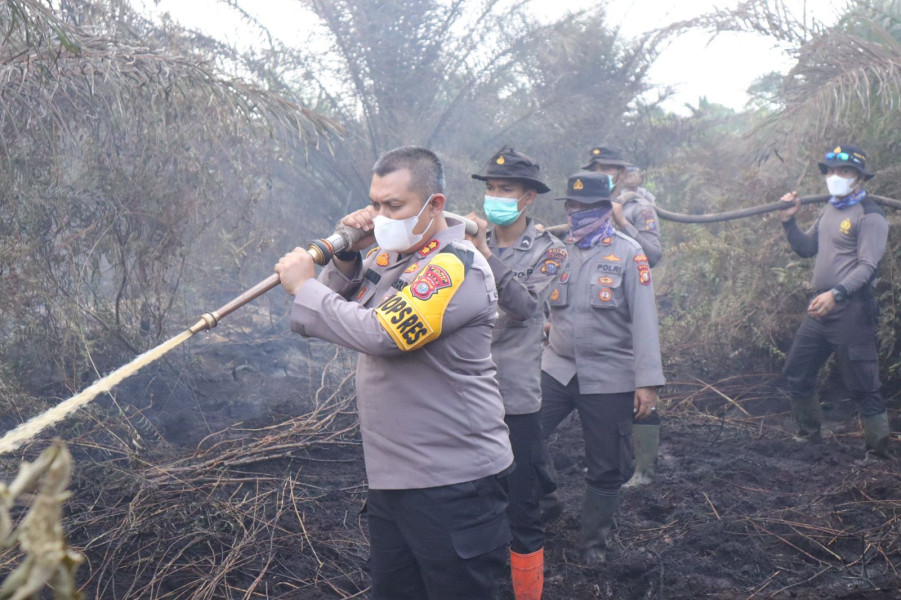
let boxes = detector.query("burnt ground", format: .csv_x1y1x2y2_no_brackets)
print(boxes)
1,306,899,599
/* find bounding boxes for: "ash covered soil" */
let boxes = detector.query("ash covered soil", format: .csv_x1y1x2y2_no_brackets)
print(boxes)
3,307,899,600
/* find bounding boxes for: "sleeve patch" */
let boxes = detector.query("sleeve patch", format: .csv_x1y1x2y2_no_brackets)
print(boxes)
375,253,466,351
640,208,657,232
546,247,567,262
411,264,452,300
634,254,651,285
541,247,568,275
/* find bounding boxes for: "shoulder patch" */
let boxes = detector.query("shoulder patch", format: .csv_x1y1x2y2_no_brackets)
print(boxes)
375,252,466,352
640,208,658,232
541,247,568,275
635,253,651,286
366,247,380,259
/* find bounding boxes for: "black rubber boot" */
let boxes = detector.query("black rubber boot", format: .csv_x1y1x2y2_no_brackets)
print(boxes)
581,487,619,565
790,394,823,443
623,423,659,487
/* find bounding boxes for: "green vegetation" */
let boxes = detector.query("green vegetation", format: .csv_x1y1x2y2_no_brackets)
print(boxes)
0,0,899,418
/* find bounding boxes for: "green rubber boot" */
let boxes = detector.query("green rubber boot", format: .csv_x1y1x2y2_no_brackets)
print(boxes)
623,423,659,487
861,412,892,460
581,487,619,565
790,394,823,443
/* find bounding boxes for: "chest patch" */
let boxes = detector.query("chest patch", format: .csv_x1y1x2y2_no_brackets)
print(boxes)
597,263,624,274
840,218,851,235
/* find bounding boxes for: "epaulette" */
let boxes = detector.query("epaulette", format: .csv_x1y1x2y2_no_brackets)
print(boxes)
613,230,643,250
440,244,474,274
860,197,886,217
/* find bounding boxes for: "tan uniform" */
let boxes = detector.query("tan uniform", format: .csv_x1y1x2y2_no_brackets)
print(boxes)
542,231,665,393
291,217,513,489
487,220,567,415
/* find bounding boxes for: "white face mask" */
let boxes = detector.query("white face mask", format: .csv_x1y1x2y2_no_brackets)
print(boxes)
373,195,435,253
826,174,856,198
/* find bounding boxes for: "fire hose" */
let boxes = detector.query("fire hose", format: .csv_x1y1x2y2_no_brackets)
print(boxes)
0,213,477,455
545,194,901,236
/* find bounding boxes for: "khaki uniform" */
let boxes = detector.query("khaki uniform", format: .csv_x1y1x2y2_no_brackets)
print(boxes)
291,217,513,490
542,231,665,394
488,220,567,415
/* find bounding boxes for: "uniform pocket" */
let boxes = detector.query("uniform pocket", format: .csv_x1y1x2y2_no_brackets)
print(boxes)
449,512,511,559
590,281,623,309
548,279,568,308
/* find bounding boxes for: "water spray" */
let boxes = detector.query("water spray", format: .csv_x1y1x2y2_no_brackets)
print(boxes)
0,214,477,455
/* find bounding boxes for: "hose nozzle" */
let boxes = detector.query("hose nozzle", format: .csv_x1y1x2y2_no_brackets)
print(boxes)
188,312,220,334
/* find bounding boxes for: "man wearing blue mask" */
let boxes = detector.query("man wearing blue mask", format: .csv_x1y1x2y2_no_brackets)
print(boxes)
467,147,566,600
583,146,662,267
276,146,514,599
583,145,664,488
540,171,665,565
779,145,892,460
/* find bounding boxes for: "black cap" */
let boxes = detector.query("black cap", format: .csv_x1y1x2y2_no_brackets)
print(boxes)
555,171,613,204
581,145,631,170
818,145,874,180
471,146,551,194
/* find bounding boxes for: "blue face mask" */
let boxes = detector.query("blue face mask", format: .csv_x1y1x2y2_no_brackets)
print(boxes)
484,195,523,225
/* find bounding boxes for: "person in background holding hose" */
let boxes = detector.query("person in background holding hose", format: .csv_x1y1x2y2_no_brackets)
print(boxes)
276,146,514,599
540,171,665,565
779,145,893,460
467,147,566,600
583,145,663,487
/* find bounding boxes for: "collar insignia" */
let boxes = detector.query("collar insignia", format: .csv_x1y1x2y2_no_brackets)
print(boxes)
418,239,440,257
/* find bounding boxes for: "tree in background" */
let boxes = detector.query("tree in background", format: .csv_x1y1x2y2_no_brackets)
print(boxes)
277,0,661,220
0,0,339,394
644,0,901,386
